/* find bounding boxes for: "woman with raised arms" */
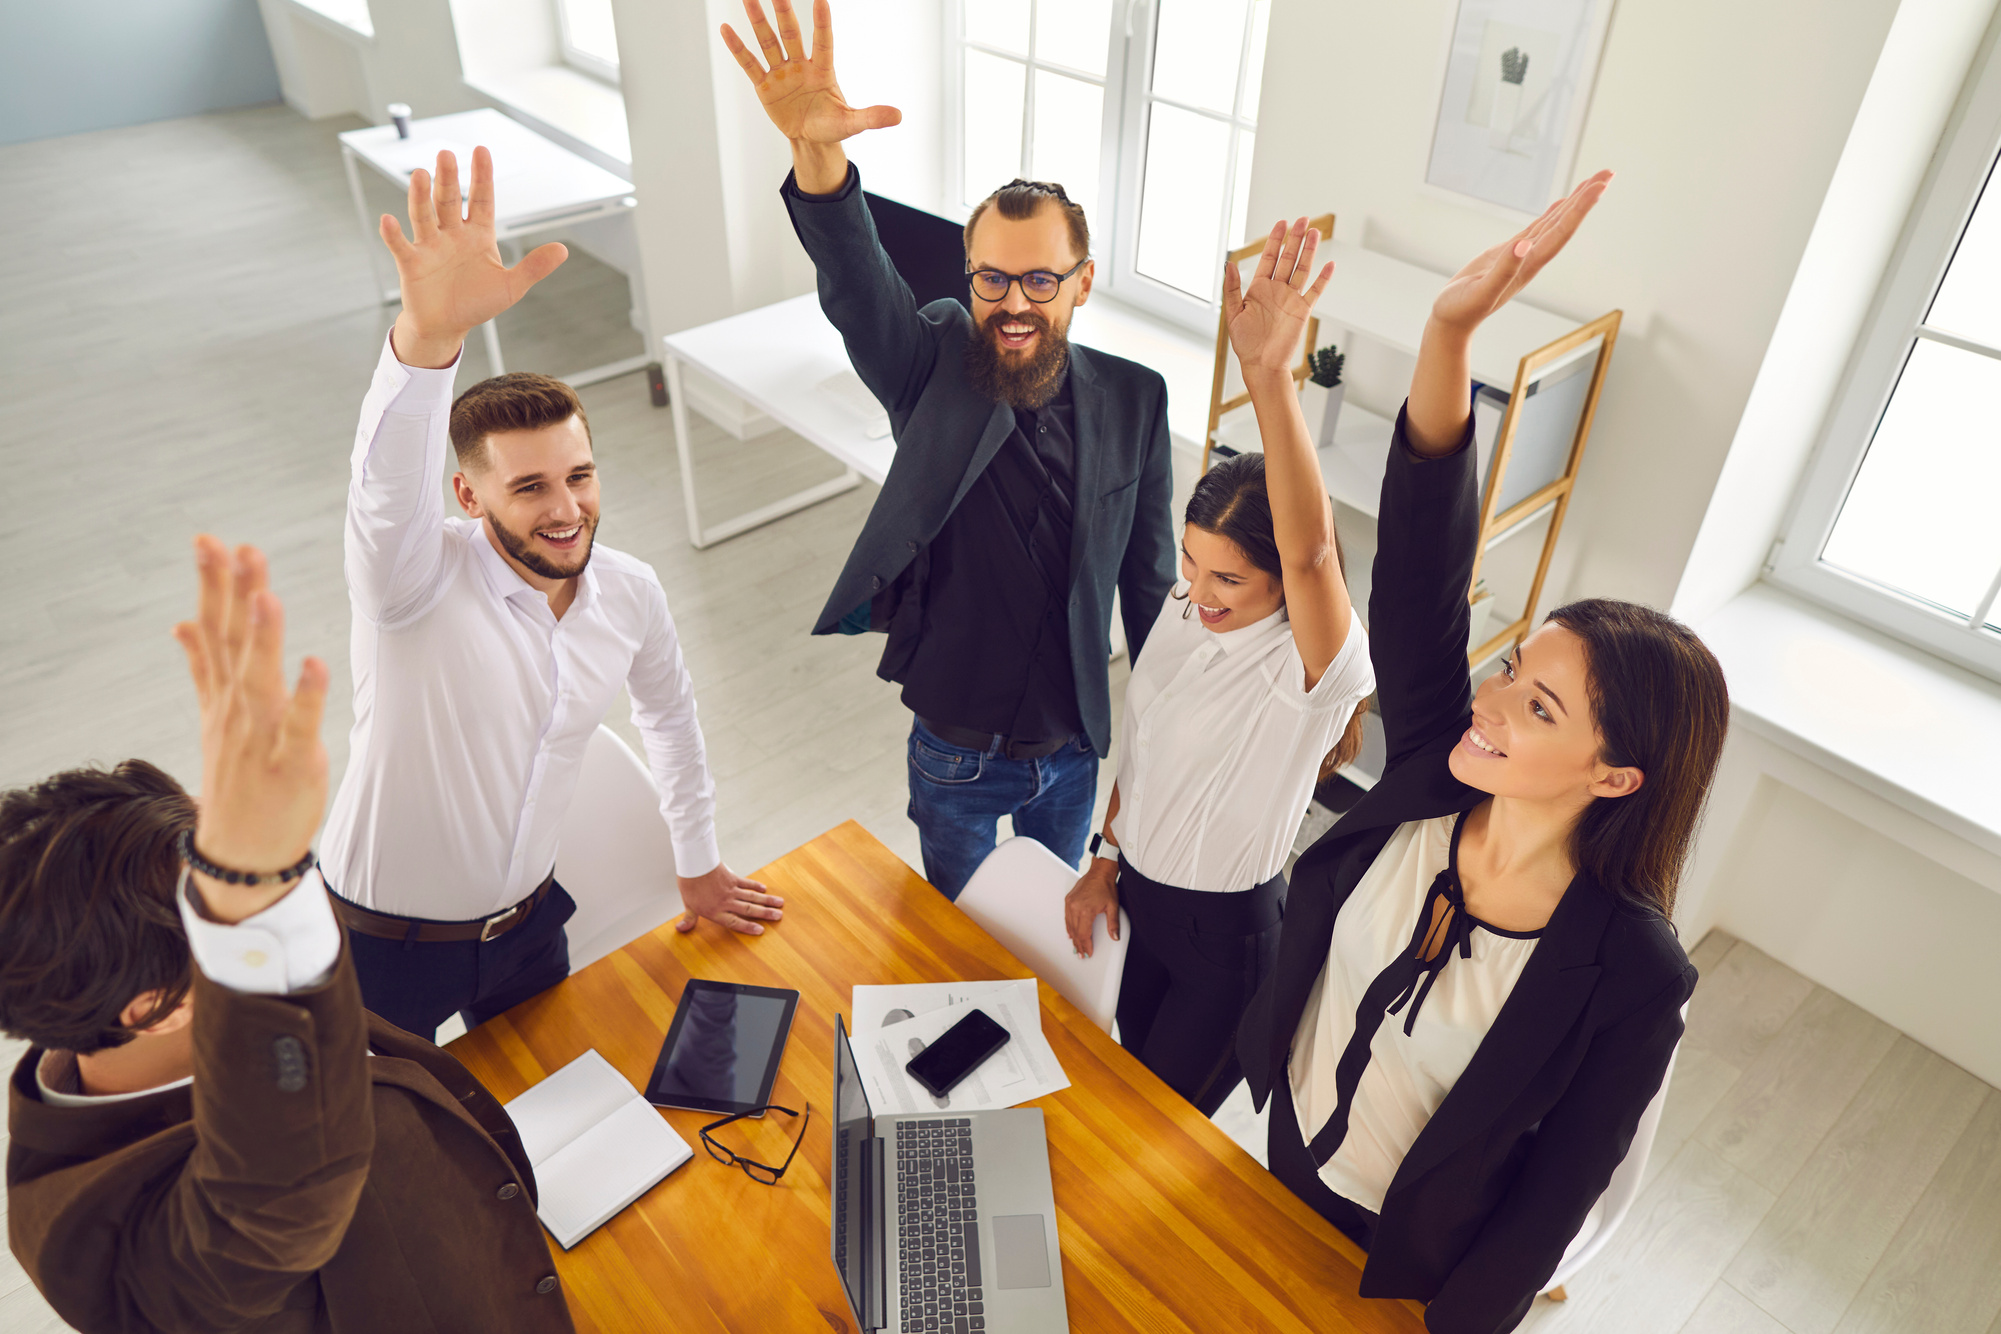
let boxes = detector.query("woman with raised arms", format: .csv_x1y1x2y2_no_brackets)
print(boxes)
1064,217,1376,1118
1237,171,1729,1333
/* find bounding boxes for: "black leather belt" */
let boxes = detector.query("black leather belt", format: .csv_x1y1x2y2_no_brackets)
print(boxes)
918,717,1072,761
330,873,555,944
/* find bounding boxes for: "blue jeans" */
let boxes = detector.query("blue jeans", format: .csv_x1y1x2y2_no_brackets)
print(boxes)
906,719,1098,900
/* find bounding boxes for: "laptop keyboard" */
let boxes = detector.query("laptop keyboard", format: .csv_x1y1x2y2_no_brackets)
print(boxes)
895,1118,986,1333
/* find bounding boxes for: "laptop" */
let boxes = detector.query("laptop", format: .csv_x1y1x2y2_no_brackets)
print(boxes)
831,1016,1069,1333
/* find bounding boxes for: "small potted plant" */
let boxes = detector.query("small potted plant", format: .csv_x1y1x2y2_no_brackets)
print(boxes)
1299,343,1345,450
1490,46,1529,152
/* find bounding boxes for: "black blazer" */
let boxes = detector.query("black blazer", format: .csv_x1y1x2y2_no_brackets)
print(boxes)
1235,409,1697,1334
783,167,1178,757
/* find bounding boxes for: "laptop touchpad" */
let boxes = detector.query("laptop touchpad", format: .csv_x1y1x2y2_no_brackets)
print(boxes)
991,1215,1052,1289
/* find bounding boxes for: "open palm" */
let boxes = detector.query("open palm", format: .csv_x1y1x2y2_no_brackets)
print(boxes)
1431,169,1612,334
722,0,900,144
1225,218,1333,375
378,146,566,344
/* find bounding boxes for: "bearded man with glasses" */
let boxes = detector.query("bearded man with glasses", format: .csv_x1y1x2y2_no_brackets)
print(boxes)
724,0,1177,900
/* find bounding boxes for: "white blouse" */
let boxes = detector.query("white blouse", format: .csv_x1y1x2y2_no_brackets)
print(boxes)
1110,590,1375,893
1288,815,1541,1212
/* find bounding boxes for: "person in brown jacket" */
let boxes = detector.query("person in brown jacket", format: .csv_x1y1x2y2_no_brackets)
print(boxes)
1,536,575,1332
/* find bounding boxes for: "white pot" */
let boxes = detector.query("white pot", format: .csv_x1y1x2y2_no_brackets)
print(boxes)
1307,381,1344,451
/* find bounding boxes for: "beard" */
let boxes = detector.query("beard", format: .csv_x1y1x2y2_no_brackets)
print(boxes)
490,510,599,580
964,305,1071,410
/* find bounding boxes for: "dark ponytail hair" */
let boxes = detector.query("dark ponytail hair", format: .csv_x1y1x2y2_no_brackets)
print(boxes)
1545,599,1730,921
1182,452,1367,774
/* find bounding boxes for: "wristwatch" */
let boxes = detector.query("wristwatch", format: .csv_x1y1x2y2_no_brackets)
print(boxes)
1088,833,1119,865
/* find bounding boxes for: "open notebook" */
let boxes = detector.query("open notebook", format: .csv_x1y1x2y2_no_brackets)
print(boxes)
502,1048,694,1249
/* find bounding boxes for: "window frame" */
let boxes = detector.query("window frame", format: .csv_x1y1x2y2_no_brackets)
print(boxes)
555,0,620,86
941,0,1269,335
1768,23,2001,683
1105,0,1269,331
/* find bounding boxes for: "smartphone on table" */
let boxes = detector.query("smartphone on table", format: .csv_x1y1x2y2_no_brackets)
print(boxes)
904,1008,1011,1098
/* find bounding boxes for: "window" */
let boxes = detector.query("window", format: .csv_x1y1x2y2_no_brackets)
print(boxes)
1114,0,1269,318
952,0,1116,221
556,0,619,83
1770,31,2001,681
947,0,1271,331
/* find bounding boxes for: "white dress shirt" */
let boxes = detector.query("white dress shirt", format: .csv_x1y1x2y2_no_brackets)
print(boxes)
1288,816,1540,1212
1110,591,1375,892
37,871,345,1107
320,335,720,920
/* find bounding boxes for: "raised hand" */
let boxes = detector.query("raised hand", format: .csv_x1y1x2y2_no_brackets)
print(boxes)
1429,170,1612,335
171,537,331,924
721,0,899,195
378,146,568,368
1409,170,1612,453
722,0,900,145
1224,217,1334,377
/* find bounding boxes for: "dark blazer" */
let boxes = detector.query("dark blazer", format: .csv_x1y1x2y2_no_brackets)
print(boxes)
783,167,1178,757
6,946,573,1333
1235,408,1697,1334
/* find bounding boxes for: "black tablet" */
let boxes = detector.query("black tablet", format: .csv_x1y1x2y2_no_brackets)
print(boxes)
643,979,800,1116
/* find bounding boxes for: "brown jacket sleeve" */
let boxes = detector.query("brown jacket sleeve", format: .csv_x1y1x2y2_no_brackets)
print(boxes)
98,945,373,1329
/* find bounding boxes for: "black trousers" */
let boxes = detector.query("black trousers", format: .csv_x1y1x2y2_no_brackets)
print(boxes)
342,881,577,1040
1114,858,1284,1117
1268,1062,1380,1251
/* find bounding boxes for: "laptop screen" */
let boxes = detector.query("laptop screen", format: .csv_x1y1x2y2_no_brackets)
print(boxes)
832,1017,873,1324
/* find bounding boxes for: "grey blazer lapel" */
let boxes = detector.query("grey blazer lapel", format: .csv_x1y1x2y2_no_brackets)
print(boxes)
1065,346,1104,587
946,399,1019,515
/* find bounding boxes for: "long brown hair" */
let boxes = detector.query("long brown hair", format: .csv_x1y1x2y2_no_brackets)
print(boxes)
0,761,197,1053
1545,599,1730,920
1183,452,1368,775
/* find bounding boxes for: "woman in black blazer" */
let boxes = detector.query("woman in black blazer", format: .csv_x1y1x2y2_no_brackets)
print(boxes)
1234,172,1730,1334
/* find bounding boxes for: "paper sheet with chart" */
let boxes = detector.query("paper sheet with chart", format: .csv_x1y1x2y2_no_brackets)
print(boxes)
850,978,1070,1115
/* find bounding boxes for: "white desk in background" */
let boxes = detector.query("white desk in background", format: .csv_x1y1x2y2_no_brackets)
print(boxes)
661,293,884,549
662,290,1237,549
338,108,653,388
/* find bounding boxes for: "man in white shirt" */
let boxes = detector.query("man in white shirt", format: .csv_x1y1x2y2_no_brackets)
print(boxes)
4,537,574,1332
318,146,779,1037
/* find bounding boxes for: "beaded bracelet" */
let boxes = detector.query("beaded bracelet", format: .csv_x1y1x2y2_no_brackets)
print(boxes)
176,828,317,887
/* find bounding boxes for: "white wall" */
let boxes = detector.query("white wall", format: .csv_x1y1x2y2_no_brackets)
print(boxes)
1245,0,1904,612
2,0,283,146
1682,731,2001,1088
259,0,484,124
837,0,947,214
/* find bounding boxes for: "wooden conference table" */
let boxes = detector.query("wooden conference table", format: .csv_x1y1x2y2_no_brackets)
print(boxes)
448,823,1426,1333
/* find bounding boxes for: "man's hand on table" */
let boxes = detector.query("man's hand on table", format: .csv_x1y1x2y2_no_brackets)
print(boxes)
677,862,786,936
377,145,568,368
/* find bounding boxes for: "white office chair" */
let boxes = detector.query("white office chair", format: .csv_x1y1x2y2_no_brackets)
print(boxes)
1539,1004,1687,1299
554,725,684,971
955,836,1130,1034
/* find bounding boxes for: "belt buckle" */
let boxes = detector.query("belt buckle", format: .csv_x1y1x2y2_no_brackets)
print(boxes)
479,903,523,943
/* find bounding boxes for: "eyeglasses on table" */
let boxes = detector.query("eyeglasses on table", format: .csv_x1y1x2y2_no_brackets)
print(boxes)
699,1102,814,1185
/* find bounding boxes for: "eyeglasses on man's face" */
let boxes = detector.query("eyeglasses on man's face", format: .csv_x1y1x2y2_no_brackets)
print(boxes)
965,257,1089,304
700,1102,813,1185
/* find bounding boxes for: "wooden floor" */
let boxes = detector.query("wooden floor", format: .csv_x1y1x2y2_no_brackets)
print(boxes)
3,106,1997,1334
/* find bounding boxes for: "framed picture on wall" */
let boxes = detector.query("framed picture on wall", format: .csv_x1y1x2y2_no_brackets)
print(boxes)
1424,0,1616,215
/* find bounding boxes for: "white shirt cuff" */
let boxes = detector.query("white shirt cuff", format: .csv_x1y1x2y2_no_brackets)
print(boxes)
672,832,723,881
180,867,344,995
